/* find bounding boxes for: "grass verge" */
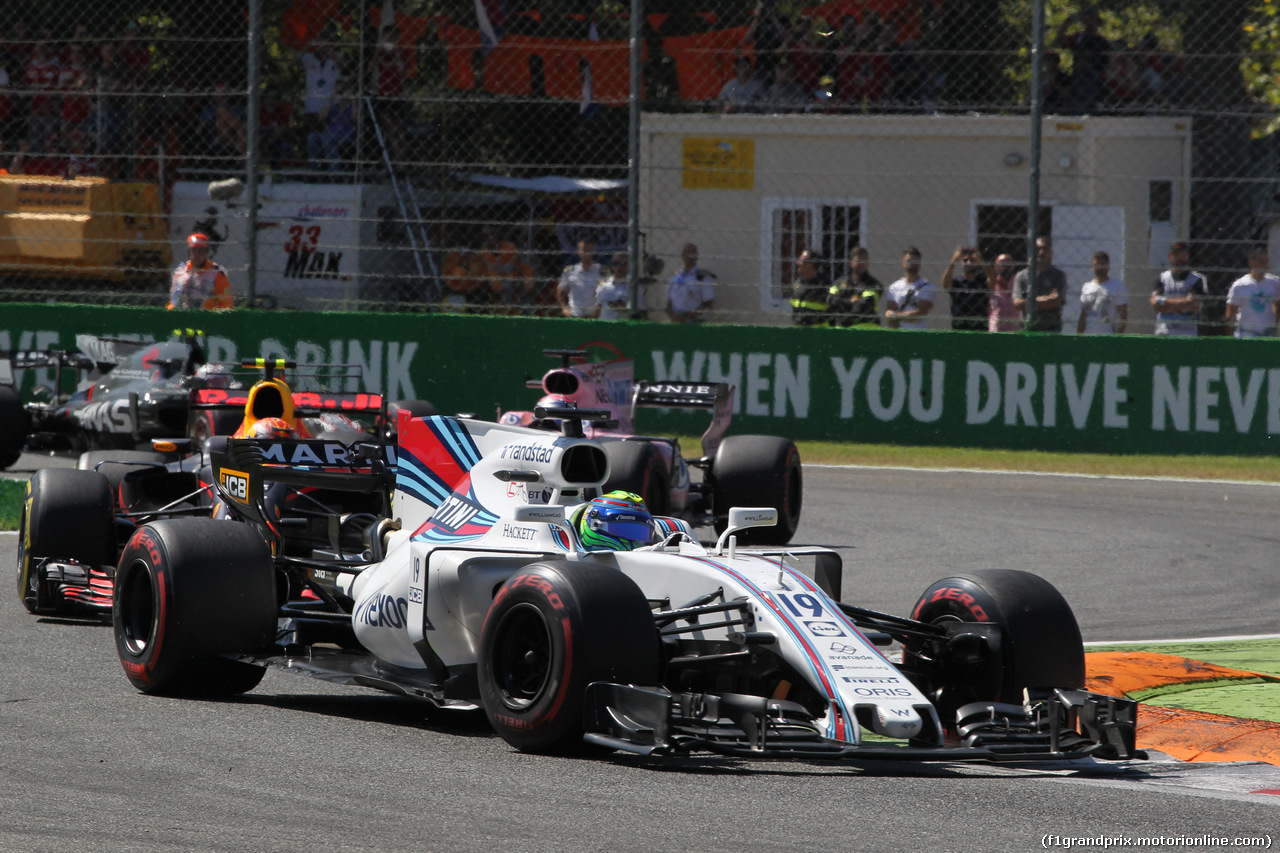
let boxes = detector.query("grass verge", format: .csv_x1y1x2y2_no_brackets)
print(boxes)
0,479,25,530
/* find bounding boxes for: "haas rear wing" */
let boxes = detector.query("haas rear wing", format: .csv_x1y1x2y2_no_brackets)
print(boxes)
631,381,734,459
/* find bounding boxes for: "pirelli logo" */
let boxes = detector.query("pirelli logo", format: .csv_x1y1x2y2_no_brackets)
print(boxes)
218,468,251,504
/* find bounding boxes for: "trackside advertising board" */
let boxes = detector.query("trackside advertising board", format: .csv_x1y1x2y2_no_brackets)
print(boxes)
4,304,1280,455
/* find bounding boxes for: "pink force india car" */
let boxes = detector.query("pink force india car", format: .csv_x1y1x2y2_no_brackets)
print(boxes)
105,404,1139,762
498,345,802,545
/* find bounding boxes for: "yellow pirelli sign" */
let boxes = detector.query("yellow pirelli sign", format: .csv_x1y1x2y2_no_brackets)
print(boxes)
682,137,754,191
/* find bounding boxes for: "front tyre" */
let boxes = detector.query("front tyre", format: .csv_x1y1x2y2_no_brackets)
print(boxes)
113,518,276,696
906,569,1084,711
478,562,660,753
711,435,802,545
17,468,114,614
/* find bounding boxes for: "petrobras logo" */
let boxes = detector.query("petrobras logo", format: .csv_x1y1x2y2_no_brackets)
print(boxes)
297,204,350,219
218,467,251,504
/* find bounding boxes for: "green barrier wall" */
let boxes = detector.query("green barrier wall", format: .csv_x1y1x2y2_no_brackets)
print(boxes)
5,304,1280,455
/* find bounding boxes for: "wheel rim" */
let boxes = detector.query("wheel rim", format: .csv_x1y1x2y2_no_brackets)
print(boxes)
490,603,553,711
118,560,157,656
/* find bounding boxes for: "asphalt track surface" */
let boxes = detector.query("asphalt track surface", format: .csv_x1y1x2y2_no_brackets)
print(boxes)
2,453,1278,852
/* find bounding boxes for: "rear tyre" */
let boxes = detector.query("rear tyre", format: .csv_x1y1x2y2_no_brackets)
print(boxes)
478,561,660,753
906,569,1084,710
711,435,802,545
113,518,276,696
0,386,26,471
77,450,167,494
17,468,114,614
383,399,438,441
602,441,671,516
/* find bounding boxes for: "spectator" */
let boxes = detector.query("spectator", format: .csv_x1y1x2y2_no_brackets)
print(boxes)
744,0,785,85
1040,51,1074,113
58,43,91,141
765,61,808,113
781,17,823,94
0,57,11,148
789,248,830,325
1225,245,1280,339
596,254,630,320
23,41,60,151
370,28,409,165
1012,236,1066,333
1055,8,1110,114
119,24,151,90
441,241,484,312
716,56,764,114
557,239,603,318
299,37,342,135
1076,250,1127,334
666,242,715,323
988,253,1020,332
5,139,31,174
201,82,246,159
941,245,989,331
90,43,131,171
478,226,536,315
63,129,99,178
1151,241,1207,337
1103,44,1142,112
827,246,882,327
835,16,887,106
169,232,233,311
884,245,935,329
259,92,296,168
306,79,355,172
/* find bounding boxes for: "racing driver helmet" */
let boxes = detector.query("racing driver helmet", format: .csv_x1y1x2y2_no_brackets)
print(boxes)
247,417,295,439
578,490,653,551
530,395,572,431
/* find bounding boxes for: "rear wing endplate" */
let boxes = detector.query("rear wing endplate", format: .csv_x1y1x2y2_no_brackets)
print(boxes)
631,381,735,458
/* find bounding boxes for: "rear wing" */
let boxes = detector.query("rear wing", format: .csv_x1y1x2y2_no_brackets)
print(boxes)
193,388,385,416
0,349,96,390
630,381,734,458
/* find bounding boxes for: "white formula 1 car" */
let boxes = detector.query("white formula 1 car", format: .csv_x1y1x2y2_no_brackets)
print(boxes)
111,406,1137,761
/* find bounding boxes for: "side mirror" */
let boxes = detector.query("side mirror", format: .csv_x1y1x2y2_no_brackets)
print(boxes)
714,507,778,558
513,505,581,560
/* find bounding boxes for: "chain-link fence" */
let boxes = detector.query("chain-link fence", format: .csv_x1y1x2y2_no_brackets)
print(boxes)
0,1,1276,335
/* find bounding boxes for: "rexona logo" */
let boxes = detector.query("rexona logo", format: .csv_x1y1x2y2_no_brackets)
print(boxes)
218,468,251,504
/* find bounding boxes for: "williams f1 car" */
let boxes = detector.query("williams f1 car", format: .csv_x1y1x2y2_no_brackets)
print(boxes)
107,405,1138,763
500,346,802,545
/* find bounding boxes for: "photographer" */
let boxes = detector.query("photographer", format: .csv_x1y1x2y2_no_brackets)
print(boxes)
666,242,715,323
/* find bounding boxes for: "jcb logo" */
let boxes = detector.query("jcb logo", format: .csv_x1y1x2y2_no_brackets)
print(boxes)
219,468,251,504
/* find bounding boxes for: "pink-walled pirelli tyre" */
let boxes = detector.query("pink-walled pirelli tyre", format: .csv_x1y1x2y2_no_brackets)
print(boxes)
113,518,276,696
17,468,114,614
478,561,660,753
907,569,1084,707
712,435,802,545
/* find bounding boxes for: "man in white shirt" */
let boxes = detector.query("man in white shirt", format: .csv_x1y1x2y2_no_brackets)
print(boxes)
1226,244,1280,338
596,255,630,320
300,40,341,129
884,246,935,330
556,240,603,318
665,243,715,323
1076,250,1128,334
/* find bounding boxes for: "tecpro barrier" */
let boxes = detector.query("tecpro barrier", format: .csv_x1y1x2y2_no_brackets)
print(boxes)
3,304,1279,456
